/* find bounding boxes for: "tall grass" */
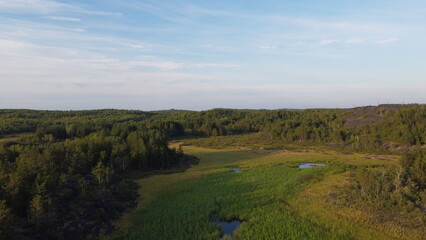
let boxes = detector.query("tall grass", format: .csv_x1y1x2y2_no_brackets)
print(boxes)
122,164,354,240
112,145,411,240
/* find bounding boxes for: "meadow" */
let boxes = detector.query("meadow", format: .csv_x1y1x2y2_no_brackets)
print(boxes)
113,137,425,240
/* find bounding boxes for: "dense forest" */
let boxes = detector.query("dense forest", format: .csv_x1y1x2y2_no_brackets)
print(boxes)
0,104,425,239
1,105,425,150
0,112,192,239
149,104,425,152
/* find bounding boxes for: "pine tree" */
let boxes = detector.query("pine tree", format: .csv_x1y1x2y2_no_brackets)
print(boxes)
0,199,13,238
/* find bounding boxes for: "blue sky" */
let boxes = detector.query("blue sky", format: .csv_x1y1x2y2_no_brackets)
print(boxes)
0,0,425,110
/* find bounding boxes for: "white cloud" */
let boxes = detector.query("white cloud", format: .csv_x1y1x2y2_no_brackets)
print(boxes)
191,63,240,68
345,37,365,44
0,0,73,13
257,15,411,49
0,1,423,110
0,38,215,96
72,28,86,32
377,38,399,44
127,61,241,70
127,43,157,51
319,39,338,45
82,10,122,16
44,16,81,22
0,37,422,110
129,61,184,70
0,18,159,54
0,0,121,15
259,45,276,49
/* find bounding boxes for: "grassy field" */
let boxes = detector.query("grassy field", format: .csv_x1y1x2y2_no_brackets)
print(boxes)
113,138,425,240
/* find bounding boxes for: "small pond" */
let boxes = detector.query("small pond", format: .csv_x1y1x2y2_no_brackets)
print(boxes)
299,163,326,169
218,220,242,237
228,168,242,172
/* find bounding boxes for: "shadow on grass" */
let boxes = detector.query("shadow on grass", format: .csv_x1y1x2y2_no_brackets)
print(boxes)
126,154,200,180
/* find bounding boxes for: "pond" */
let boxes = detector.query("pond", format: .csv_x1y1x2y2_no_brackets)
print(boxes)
228,168,242,172
218,219,242,237
299,163,326,169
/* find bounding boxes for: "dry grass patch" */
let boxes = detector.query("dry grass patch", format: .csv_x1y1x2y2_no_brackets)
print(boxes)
290,172,426,240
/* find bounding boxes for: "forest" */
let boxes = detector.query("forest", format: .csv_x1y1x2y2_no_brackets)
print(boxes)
0,110,191,239
0,104,425,239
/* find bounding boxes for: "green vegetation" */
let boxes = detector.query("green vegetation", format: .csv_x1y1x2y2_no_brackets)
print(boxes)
344,148,426,228
1,105,425,154
150,104,426,152
117,145,426,239
0,109,154,136
0,105,425,239
126,165,350,240
0,118,187,239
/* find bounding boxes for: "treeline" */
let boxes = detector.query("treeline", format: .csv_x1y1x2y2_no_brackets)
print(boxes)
150,109,264,136
1,105,426,153
362,107,426,145
0,109,153,136
150,105,426,152
262,106,425,150
1,106,425,153
0,121,191,239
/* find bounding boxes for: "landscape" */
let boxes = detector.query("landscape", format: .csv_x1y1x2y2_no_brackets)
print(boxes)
0,105,425,239
1,0,426,239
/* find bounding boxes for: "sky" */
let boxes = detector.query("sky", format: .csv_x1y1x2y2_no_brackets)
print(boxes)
0,0,425,110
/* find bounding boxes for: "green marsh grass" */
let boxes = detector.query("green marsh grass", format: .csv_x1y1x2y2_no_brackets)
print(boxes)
119,147,359,239
114,144,420,240
126,166,355,240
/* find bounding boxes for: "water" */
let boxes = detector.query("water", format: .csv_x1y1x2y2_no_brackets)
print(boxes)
218,220,242,237
299,163,326,169
229,168,242,172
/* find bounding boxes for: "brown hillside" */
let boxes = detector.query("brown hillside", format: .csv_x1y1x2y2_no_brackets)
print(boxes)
342,104,419,129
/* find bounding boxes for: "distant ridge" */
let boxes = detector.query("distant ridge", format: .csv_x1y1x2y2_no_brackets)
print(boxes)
343,104,424,129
